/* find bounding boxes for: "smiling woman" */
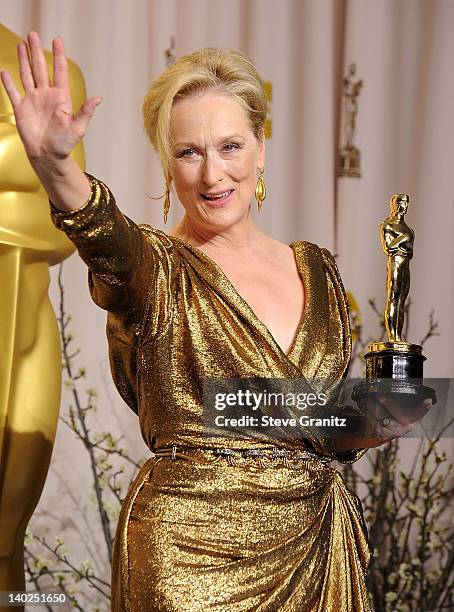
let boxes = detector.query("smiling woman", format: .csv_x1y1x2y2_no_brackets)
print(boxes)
168,91,263,228
0,34,397,611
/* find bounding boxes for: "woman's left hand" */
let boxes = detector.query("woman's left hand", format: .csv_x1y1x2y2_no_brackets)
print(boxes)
332,394,434,453
350,394,434,449
372,394,433,440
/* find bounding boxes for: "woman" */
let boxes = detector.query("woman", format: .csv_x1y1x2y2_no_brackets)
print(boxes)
1,31,432,612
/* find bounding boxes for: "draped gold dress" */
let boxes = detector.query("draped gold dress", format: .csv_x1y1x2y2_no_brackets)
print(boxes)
50,175,374,612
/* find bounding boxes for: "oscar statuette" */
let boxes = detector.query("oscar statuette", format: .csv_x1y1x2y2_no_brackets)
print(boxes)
352,194,437,405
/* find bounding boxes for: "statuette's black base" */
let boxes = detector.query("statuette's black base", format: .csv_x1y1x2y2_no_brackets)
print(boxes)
352,346,437,405
351,379,437,405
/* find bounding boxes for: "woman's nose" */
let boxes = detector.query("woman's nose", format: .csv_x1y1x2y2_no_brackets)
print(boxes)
201,153,223,185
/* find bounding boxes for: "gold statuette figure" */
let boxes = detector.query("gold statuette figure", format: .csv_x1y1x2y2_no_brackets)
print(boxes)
381,194,414,345
352,194,436,405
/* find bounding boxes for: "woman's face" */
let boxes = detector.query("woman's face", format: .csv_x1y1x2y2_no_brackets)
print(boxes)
169,90,265,232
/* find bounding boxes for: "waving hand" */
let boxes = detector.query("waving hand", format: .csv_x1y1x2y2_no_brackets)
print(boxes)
0,31,101,163
0,31,101,210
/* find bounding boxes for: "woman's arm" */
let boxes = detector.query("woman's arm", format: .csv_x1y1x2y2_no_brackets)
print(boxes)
49,172,176,338
49,172,176,414
316,248,370,463
1,32,175,335
49,173,146,313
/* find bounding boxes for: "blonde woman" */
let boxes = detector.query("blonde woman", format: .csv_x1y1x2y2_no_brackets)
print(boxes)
1,31,432,611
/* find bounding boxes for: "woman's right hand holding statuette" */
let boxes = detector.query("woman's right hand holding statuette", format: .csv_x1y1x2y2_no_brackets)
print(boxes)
0,31,101,211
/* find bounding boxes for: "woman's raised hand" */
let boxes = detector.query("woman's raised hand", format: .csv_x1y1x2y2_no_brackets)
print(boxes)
0,31,101,165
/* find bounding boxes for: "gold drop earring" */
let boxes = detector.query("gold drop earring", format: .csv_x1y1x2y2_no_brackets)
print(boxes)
255,168,266,211
163,179,171,224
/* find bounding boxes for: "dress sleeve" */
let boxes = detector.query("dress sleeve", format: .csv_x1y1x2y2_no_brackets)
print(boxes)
49,173,176,414
318,248,369,465
49,172,175,336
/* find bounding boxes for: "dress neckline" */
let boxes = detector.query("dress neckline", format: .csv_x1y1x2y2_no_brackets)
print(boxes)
166,233,309,366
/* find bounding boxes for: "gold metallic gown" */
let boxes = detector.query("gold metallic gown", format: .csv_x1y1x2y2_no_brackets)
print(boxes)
50,175,374,611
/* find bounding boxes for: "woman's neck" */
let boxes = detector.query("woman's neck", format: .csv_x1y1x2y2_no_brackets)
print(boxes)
169,215,268,255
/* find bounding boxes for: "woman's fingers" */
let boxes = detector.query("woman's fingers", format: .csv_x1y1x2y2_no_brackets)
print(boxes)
417,399,433,423
72,96,103,136
0,69,21,111
356,394,434,445
378,395,432,426
27,31,49,88
16,34,68,92
17,41,35,93
380,417,413,439
52,37,69,90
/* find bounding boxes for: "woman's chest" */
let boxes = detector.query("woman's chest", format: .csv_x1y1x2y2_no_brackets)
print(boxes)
166,238,308,357
222,268,305,357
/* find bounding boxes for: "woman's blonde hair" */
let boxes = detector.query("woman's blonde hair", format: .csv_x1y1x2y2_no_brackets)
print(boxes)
142,48,267,179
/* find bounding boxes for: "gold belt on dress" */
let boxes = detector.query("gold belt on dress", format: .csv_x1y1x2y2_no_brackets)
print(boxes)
152,445,333,468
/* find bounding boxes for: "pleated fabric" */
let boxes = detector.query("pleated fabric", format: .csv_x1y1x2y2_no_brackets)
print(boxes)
50,174,374,611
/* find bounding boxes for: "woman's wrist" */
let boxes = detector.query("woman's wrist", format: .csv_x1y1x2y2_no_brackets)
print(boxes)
331,435,387,452
36,156,91,212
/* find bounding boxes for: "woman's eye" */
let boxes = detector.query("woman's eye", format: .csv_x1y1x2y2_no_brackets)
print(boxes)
177,143,241,158
222,143,240,153
179,148,198,158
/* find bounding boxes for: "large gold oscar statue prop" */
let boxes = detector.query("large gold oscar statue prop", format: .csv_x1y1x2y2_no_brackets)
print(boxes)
0,23,86,598
352,194,436,404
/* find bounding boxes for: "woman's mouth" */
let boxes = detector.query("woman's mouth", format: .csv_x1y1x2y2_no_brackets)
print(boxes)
201,189,234,208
